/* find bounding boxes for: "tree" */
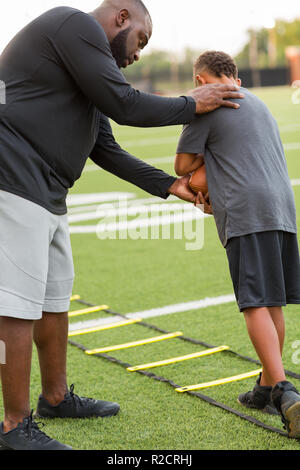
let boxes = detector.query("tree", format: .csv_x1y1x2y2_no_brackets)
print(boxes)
235,18,300,69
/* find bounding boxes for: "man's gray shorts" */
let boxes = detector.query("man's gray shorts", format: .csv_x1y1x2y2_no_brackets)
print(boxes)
0,190,74,320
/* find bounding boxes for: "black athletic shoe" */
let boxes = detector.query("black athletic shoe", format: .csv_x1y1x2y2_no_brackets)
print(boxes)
272,381,300,438
0,411,72,450
237,374,279,415
36,384,120,419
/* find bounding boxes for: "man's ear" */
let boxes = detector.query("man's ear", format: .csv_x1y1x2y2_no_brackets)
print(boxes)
195,74,206,86
116,8,130,28
236,77,242,87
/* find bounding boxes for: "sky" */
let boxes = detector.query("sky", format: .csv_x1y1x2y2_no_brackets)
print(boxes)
1,0,300,56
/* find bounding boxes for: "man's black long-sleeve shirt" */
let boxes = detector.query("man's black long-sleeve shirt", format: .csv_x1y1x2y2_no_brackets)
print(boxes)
0,7,195,214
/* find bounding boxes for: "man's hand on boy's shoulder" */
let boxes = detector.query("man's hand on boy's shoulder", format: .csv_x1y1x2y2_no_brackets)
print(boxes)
187,83,244,114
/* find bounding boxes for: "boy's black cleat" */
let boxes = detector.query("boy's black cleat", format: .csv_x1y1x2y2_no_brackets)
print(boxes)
36,384,120,419
237,373,279,415
272,381,300,438
0,411,72,450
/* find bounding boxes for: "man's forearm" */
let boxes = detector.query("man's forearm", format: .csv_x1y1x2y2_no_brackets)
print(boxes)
91,145,176,199
91,114,200,205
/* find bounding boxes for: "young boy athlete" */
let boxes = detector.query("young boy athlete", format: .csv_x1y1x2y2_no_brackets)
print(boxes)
175,50,300,438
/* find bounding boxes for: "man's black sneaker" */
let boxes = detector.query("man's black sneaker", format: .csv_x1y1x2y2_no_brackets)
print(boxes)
237,373,279,415
36,384,120,419
0,411,72,450
272,381,300,438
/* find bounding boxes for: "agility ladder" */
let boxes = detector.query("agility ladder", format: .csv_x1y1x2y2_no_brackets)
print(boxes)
68,295,300,438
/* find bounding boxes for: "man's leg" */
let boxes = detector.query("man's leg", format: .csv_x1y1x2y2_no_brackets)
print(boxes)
33,311,69,406
0,317,33,432
34,310,120,420
243,306,286,387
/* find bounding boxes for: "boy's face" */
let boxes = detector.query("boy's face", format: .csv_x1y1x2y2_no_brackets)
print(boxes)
194,70,241,88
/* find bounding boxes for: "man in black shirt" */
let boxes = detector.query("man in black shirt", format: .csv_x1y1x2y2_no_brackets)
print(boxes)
0,0,243,450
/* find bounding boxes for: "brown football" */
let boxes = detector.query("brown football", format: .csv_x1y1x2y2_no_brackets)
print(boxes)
189,164,208,195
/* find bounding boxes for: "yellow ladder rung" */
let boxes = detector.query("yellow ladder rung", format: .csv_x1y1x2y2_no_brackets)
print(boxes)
85,331,184,355
68,318,142,337
70,295,81,301
175,369,262,392
127,345,230,372
68,305,109,318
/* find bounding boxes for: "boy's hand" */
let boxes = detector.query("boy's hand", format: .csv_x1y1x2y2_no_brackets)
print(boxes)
167,174,198,203
187,83,244,114
195,191,213,215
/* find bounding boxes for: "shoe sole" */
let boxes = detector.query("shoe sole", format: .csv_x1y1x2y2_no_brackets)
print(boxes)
237,399,279,416
285,401,300,438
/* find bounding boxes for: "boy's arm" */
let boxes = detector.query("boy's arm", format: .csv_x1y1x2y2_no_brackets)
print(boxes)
176,116,213,214
175,117,210,176
174,152,212,214
174,153,204,176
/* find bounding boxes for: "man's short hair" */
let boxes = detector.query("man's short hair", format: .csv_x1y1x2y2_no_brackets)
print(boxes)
102,0,151,21
134,0,152,25
133,0,150,15
194,51,238,79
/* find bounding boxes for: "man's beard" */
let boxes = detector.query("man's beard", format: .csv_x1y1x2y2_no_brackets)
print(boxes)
110,27,131,68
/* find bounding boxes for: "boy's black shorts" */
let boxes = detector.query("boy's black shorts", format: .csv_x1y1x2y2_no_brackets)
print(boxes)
225,230,300,312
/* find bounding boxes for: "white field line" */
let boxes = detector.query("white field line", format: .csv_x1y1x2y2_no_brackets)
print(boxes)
83,142,300,173
68,201,202,224
67,194,207,235
119,136,178,147
68,195,178,216
83,156,174,172
92,135,300,150
68,193,181,215
68,294,236,332
67,195,179,215
69,208,207,234
284,143,300,151
67,192,135,206
280,123,300,132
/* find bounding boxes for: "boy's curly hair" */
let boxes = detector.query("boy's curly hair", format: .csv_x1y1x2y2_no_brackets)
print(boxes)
194,51,238,79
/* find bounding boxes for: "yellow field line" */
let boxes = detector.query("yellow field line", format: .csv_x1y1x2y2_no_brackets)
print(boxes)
127,345,230,372
68,305,109,318
68,318,142,337
70,295,81,301
175,369,262,392
85,331,184,355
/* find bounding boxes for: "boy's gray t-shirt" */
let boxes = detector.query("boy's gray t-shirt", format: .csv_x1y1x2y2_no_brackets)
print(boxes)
176,87,297,247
